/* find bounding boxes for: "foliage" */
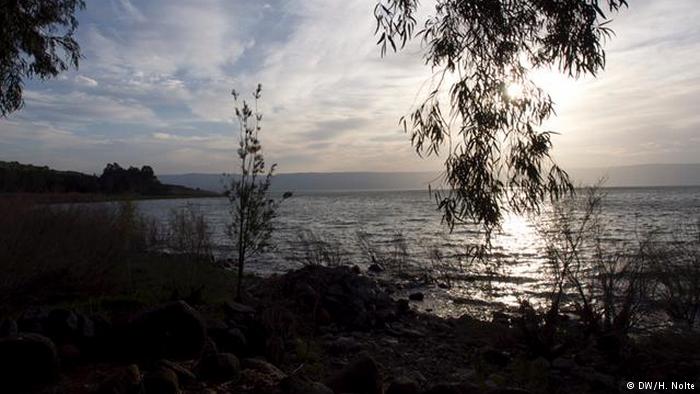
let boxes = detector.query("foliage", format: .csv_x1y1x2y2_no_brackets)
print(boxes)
0,199,147,312
356,230,410,274
0,0,85,116
226,84,289,300
294,229,348,268
0,160,207,196
374,0,628,251
647,221,700,329
166,204,214,262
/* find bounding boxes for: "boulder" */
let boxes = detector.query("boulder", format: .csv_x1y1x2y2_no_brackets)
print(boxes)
423,383,478,394
128,301,206,360
280,266,395,329
0,334,59,389
0,318,18,337
280,376,334,394
196,352,241,382
157,359,197,384
387,376,419,394
409,292,424,301
96,364,142,394
324,352,382,394
209,327,248,356
239,358,287,392
17,307,50,334
143,368,179,394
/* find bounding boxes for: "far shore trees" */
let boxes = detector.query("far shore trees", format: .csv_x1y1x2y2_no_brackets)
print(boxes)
374,0,628,254
226,84,290,300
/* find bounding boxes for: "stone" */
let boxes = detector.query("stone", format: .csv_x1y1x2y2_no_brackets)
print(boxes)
408,292,424,301
481,347,510,367
551,357,576,371
241,357,286,380
0,333,59,390
386,376,419,394
368,263,384,273
0,318,18,337
128,301,206,360
157,359,197,384
324,352,382,394
96,364,142,394
397,299,410,314
196,352,241,383
143,368,179,394
280,376,334,394
423,383,478,394
209,327,248,356
325,336,363,355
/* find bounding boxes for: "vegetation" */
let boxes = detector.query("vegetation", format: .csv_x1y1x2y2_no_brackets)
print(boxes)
374,0,628,251
0,160,216,198
226,84,290,300
0,0,85,117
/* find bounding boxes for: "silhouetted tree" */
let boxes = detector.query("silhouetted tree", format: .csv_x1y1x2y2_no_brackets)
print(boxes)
226,85,290,300
0,0,85,117
374,0,627,253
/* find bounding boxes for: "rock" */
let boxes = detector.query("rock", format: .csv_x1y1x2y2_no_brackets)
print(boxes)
209,327,248,356
239,358,287,392
58,343,81,363
242,358,286,380
143,368,179,394
486,389,533,394
45,308,79,342
224,301,256,318
387,376,419,394
157,359,197,384
280,266,396,329
481,347,510,367
551,357,576,371
423,383,478,394
196,352,241,382
128,301,206,360
324,352,381,394
325,336,363,355
397,299,410,315
96,364,142,394
280,376,334,394
17,307,50,334
368,263,384,273
0,318,17,337
0,333,58,389
408,292,424,301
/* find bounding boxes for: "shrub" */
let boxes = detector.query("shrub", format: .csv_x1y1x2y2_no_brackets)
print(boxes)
293,229,347,268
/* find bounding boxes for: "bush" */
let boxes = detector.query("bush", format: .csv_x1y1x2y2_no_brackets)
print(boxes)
0,199,149,311
293,229,347,268
166,204,213,262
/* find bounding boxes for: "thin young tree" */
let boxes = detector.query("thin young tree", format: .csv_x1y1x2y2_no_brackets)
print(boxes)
374,0,628,253
226,84,289,300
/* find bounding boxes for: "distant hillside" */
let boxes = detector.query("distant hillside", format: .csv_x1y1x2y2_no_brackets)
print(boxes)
159,172,441,193
0,161,218,198
161,164,700,193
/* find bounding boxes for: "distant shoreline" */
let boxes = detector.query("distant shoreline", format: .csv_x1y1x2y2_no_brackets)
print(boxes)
0,191,222,204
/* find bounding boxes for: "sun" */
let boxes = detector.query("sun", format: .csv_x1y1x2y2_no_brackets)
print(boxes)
506,83,524,99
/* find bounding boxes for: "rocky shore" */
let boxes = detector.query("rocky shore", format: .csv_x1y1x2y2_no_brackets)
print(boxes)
0,265,697,393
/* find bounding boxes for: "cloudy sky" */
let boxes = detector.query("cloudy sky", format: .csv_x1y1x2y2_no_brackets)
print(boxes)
1,0,699,174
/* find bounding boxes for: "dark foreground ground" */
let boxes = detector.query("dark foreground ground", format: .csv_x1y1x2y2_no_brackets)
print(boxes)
0,259,698,394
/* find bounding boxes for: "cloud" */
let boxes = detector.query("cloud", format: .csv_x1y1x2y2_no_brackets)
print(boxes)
3,0,699,174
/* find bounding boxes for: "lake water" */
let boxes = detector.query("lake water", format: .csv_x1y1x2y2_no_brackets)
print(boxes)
134,186,700,318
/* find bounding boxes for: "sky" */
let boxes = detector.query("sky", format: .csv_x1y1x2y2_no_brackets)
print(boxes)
1,0,699,175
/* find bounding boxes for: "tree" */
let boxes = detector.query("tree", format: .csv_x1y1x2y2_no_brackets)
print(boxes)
374,0,627,253
0,0,85,117
226,84,290,300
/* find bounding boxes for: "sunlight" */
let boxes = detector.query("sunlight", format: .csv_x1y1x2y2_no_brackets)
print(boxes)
506,83,524,99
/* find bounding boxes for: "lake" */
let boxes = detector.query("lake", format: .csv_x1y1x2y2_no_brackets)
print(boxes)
134,186,700,318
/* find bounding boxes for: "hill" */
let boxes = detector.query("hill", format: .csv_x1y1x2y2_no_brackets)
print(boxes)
160,163,700,193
